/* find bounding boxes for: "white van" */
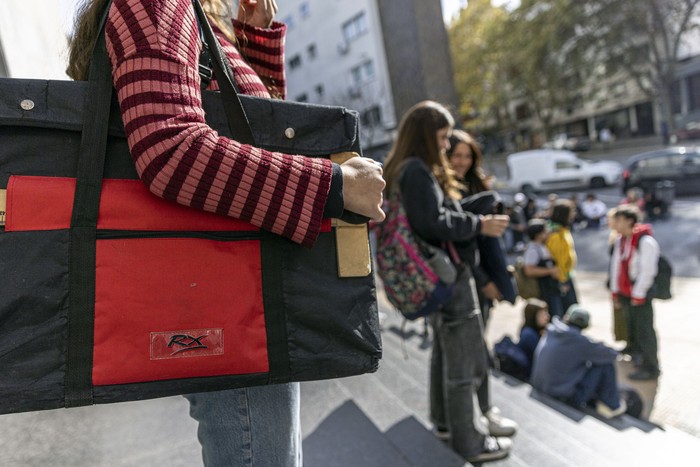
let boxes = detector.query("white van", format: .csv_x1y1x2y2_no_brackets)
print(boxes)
506,149,622,193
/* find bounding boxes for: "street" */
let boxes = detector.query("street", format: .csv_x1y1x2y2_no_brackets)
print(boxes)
483,137,700,277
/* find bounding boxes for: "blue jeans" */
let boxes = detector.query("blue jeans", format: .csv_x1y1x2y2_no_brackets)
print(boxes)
430,268,490,458
184,383,301,467
571,363,621,409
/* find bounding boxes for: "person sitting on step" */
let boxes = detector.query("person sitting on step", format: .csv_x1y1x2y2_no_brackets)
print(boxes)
530,305,628,419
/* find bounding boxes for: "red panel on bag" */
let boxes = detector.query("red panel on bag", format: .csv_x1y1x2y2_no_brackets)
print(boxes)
6,175,332,232
5,176,254,231
92,237,268,385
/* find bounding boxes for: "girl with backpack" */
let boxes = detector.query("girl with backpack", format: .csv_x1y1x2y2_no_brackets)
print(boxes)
383,101,513,464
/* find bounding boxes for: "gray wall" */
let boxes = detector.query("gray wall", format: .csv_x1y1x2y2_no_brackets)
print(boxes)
377,0,460,122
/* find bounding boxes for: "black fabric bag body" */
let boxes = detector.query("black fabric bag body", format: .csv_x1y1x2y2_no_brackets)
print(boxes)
0,2,380,415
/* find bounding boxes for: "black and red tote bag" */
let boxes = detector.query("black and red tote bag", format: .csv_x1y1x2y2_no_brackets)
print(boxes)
0,1,381,414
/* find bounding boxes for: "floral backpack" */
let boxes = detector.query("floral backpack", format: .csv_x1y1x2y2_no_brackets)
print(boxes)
373,187,456,320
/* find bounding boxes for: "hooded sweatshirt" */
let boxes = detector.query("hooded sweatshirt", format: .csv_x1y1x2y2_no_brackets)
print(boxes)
530,317,617,399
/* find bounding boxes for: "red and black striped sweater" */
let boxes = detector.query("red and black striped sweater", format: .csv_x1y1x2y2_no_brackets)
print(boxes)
106,0,334,247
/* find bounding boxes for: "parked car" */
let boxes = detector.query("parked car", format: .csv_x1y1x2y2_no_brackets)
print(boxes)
671,119,700,143
622,146,700,196
542,133,591,152
506,149,622,193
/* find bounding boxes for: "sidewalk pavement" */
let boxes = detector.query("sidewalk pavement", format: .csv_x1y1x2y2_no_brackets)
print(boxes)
485,269,700,438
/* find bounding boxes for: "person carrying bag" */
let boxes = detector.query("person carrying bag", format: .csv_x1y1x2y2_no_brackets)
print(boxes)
0,1,385,465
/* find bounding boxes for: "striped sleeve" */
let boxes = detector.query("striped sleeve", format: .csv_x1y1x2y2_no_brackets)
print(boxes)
106,0,332,247
232,20,286,99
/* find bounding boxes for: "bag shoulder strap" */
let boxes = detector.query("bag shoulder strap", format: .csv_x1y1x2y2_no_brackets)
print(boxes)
64,0,260,408
192,0,255,145
65,3,115,408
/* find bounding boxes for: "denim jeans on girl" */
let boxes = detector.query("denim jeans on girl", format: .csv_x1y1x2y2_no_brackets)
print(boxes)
185,383,301,467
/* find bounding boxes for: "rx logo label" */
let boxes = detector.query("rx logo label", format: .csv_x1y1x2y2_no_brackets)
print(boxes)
150,328,224,360
167,334,208,355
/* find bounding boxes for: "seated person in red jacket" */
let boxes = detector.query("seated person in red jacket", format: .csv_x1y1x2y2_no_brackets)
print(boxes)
530,305,627,418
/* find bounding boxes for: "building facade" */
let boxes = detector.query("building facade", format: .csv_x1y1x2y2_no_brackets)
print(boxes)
0,0,70,79
277,0,459,159
2,0,461,158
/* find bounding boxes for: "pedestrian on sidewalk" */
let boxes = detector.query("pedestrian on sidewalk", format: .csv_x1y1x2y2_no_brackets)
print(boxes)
609,205,661,381
580,193,607,229
546,199,580,312
382,101,513,464
522,219,563,318
605,208,629,346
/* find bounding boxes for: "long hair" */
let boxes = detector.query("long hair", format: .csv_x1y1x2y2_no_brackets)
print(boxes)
383,101,461,199
522,298,548,334
446,129,488,194
67,0,236,80
550,199,574,228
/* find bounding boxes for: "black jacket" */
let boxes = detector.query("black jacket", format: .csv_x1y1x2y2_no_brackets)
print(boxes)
399,158,482,247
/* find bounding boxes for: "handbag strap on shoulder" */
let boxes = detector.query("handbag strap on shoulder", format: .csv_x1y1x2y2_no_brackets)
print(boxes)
65,2,116,408
64,0,259,408
192,0,255,145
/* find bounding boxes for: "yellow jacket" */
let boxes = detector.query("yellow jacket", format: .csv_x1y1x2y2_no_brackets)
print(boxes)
546,226,577,283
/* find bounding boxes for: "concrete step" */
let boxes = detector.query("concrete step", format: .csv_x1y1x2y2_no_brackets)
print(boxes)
302,398,465,467
302,399,413,467
301,304,700,466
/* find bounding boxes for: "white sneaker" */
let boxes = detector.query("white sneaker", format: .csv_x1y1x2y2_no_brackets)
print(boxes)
483,407,518,437
466,436,512,464
596,399,627,419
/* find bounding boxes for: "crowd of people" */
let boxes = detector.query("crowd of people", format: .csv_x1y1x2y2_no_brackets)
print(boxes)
490,189,663,425
378,98,668,463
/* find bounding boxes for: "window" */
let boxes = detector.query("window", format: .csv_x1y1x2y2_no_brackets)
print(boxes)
315,84,325,97
307,44,317,60
555,160,580,170
671,80,683,114
342,12,368,42
351,66,362,84
351,60,375,84
638,156,667,169
299,2,311,19
361,106,382,127
668,154,686,167
289,54,302,70
362,61,375,79
295,93,308,103
690,75,700,111
686,153,700,166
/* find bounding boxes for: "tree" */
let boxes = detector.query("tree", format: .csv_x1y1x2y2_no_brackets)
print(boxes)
581,0,700,133
448,0,511,128
504,0,589,140
448,0,589,142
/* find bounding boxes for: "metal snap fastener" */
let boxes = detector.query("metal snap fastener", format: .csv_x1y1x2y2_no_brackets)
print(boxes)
20,99,35,110
284,127,296,139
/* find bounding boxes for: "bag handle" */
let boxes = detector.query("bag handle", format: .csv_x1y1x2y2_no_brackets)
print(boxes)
64,0,257,408
65,3,116,408
191,0,255,145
